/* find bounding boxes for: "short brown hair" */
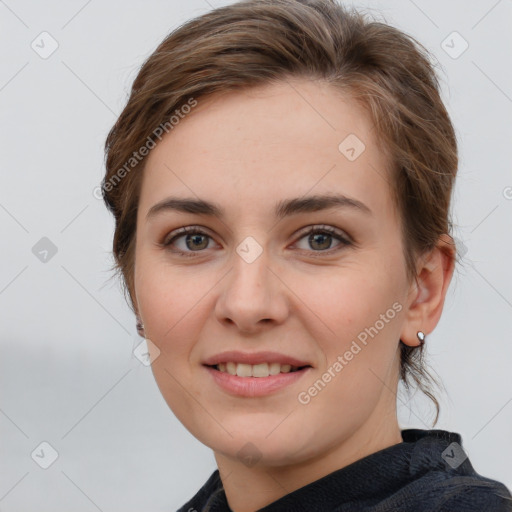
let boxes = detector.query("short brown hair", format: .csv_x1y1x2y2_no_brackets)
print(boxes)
102,0,459,424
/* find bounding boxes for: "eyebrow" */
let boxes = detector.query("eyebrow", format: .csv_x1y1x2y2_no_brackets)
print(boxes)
146,193,372,221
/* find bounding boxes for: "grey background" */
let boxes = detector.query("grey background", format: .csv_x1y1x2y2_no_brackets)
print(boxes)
1,0,511,510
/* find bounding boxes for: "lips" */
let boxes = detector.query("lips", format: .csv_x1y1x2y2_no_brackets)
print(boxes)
202,350,312,368
204,364,312,397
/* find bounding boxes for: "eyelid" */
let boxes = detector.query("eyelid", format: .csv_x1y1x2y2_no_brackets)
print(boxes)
161,224,352,256
160,225,220,255
290,225,352,255
161,225,215,245
292,224,352,243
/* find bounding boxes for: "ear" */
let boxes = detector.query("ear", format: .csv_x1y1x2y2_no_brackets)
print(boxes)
136,316,145,338
132,288,145,338
400,234,455,347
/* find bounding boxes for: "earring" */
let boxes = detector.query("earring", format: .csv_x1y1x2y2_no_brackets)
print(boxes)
417,331,425,345
136,319,145,337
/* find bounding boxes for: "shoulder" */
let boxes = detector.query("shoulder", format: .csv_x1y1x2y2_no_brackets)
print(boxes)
404,470,512,512
434,474,512,512
176,470,224,512
385,429,512,512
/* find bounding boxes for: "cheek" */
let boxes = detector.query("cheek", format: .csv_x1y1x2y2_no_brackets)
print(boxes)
134,255,208,357
288,262,405,391
293,272,404,428
134,261,213,430
288,262,403,335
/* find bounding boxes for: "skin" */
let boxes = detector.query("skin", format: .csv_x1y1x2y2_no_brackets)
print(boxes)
132,78,455,512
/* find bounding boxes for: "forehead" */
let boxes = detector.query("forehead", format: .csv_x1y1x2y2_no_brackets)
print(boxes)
139,79,393,220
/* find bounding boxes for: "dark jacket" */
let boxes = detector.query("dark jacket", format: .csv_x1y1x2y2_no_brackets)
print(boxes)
177,429,512,511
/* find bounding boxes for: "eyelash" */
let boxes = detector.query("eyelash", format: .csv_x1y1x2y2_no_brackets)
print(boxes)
160,225,352,258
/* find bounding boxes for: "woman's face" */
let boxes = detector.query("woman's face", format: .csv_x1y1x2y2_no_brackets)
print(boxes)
133,79,417,466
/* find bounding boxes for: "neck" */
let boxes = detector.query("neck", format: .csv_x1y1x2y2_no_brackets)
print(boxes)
214,400,403,512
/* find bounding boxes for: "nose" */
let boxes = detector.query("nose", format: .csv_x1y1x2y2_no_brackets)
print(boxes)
215,248,289,334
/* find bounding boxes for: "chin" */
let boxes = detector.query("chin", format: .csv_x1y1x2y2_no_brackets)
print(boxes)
197,420,314,467
213,439,306,468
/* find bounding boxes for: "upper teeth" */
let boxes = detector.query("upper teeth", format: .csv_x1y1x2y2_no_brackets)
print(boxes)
216,362,300,377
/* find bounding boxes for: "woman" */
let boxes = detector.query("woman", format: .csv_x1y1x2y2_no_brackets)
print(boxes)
101,0,512,510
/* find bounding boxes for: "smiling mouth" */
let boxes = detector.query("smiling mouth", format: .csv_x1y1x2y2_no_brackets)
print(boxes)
206,362,312,378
